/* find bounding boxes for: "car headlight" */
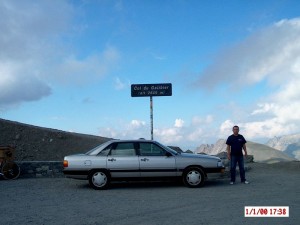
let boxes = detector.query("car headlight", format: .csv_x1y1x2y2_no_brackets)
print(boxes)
217,160,224,167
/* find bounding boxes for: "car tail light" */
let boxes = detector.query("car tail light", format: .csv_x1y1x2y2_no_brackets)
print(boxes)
63,160,68,167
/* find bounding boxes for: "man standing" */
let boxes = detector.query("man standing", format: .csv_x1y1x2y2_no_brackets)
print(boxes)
226,125,249,185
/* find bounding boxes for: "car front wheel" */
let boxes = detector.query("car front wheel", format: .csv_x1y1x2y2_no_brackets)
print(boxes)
183,167,205,188
88,170,110,190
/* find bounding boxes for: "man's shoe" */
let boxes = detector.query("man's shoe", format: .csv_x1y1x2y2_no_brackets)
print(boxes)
230,182,234,185
244,181,249,184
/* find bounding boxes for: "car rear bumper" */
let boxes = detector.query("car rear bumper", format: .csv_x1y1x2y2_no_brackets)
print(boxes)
63,170,89,179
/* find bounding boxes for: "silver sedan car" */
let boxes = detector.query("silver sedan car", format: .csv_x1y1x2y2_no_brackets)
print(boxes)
63,139,225,190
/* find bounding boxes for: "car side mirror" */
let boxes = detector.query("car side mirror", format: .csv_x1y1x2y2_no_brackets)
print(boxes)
166,151,173,157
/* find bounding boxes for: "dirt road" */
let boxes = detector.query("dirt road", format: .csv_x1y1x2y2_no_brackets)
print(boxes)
1,162,299,225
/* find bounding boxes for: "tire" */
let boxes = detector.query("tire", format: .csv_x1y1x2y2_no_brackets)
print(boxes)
88,170,110,190
1,162,21,180
183,167,205,188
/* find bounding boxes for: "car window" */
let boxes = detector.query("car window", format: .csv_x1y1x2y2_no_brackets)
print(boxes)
139,143,167,156
97,144,112,156
110,143,136,156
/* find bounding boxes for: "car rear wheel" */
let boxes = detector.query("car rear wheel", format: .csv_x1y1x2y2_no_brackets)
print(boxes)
183,167,205,188
89,170,110,190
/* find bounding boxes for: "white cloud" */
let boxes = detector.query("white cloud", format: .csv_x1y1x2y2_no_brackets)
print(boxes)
114,77,129,90
219,119,296,141
186,128,203,142
219,120,234,135
195,18,300,142
174,118,184,128
97,116,217,149
0,0,73,61
99,127,118,139
191,115,214,125
156,116,216,147
243,119,295,140
50,46,120,85
150,52,166,60
99,119,147,140
251,103,275,115
196,18,300,89
0,0,73,108
130,120,146,129
246,73,300,138
155,127,183,144
0,61,51,106
0,1,120,108
205,115,214,123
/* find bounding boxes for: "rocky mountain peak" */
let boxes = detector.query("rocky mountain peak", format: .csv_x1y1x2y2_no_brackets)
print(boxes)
195,139,226,155
266,133,300,151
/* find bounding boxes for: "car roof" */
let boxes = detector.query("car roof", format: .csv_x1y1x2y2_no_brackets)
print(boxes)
86,139,179,155
108,139,157,143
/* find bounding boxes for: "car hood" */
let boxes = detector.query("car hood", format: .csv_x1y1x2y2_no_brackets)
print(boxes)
180,153,221,160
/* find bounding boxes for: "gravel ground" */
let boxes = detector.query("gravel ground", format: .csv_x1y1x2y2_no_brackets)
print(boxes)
1,161,299,225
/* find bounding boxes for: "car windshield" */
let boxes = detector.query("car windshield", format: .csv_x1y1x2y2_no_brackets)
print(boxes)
154,141,178,155
165,146,179,155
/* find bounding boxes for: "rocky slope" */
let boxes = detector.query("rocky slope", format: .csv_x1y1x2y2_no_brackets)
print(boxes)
0,118,111,161
195,139,296,163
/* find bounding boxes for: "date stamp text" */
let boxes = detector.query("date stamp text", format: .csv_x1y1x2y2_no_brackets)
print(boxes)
245,206,289,217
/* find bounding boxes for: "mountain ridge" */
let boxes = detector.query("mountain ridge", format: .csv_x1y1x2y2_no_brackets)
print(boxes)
265,134,300,159
195,139,297,163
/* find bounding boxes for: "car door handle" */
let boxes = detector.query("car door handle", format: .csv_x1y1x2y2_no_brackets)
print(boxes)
140,158,149,161
108,158,116,162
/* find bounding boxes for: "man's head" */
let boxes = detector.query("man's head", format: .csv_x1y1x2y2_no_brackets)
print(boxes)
232,125,239,136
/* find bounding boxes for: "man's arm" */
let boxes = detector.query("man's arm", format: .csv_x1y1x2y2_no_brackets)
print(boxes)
226,145,231,160
243,144,248,157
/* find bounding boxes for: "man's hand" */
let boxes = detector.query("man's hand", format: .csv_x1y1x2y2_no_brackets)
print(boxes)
226,145,231,160
243,144,247,157
227,153,231,160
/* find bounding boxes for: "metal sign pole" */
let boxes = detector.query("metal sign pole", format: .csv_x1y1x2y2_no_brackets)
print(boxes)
131,83,172,141
150,96,153,140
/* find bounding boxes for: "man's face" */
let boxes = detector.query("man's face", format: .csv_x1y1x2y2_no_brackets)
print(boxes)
233,127,239,135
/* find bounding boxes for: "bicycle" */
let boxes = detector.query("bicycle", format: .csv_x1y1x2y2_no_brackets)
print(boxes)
0,146,20,180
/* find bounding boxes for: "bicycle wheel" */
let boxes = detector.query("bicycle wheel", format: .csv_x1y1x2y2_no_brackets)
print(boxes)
1,162,20,180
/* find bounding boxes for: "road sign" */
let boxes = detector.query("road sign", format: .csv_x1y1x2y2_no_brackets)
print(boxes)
131,83,172,97
131,83,172,140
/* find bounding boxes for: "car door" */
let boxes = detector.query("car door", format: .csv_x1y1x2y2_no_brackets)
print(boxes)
138,142,176,177
107,142,140,178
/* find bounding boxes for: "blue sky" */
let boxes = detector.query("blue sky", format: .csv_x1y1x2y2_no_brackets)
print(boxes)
1,0,300,150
